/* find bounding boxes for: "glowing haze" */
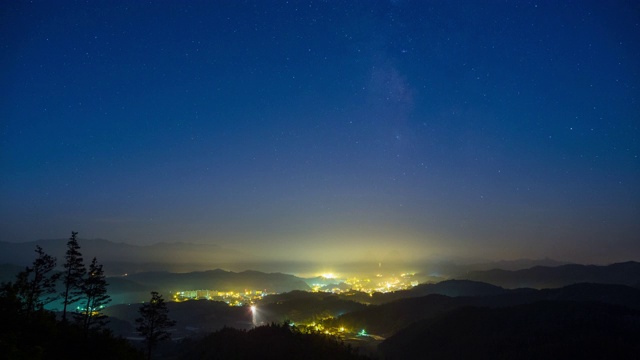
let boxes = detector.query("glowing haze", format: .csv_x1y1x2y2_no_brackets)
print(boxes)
1,1,639,266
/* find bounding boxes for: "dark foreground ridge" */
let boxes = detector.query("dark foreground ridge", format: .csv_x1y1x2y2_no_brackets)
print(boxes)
174,323,371,360
379,300,640,360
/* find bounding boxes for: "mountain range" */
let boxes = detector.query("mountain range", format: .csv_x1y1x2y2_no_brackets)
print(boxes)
0,238,247,274
462,261,640,288
3,240,639,360
326,281,640,338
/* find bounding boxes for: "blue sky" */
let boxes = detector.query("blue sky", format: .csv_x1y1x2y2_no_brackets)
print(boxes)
1,1,639,264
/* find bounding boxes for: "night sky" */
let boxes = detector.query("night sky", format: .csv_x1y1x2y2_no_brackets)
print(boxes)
1,1,639,265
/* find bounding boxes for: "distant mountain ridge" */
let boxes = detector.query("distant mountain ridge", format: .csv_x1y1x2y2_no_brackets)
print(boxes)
462,261,640,288
99,268,311,306
0,238,247,274
414,258,572,280
465,257,571,271
121,269,310,294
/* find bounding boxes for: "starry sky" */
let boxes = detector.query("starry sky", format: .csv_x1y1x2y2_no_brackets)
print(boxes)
1,1,639,265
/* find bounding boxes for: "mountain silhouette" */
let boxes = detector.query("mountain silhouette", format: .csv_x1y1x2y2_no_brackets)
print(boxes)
463,261,640,288
379,300,640,359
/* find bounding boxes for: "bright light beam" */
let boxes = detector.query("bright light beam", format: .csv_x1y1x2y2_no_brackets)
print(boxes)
251,305,257,326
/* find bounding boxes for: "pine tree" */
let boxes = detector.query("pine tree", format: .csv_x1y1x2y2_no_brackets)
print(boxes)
136,291,176,360
61,231,86,323
15,245,60,319
76,257,111,336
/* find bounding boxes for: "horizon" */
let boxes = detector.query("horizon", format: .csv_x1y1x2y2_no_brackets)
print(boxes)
1,236,635,280
1,231,638,268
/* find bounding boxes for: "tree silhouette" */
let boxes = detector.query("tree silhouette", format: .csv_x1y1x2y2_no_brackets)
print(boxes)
15,245,60,319
76,257,111,336
0,237,143,359
136,291,176,360
61,231,86,323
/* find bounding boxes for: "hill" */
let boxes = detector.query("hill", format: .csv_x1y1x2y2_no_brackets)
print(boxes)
103,299,253,338
122,269,310,294
326,282,640,337
463,261,640,288
379,301,640,360
174,323,372,360
99,269,311,306
256,291,367,324
414,258,571,279
365,279,507,304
